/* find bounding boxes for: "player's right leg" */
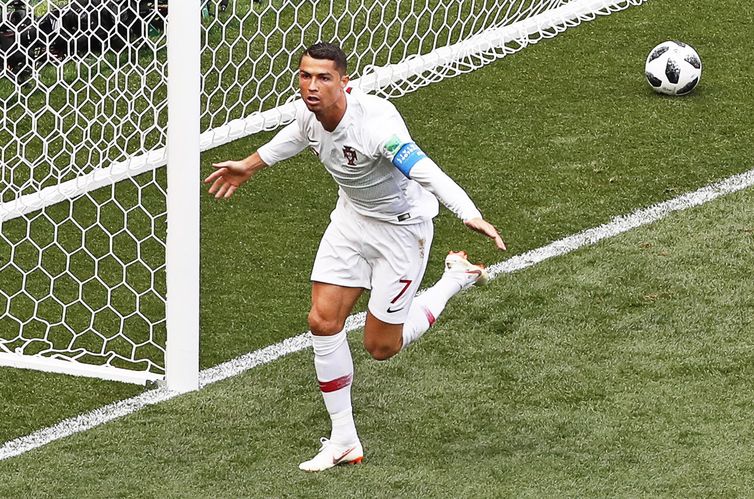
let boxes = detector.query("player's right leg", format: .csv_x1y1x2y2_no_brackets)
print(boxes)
301,213,370,472
300,282,365,472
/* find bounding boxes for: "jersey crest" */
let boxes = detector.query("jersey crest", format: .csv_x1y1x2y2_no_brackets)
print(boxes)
343,145,358,166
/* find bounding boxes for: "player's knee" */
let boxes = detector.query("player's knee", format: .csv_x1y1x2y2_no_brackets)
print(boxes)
364,337,400,361
307,310,344,336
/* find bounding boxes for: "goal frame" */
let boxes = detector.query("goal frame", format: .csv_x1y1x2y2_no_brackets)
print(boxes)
0,0,200,392
0,0,646,391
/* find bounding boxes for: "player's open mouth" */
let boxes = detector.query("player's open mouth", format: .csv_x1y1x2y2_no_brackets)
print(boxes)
305,96,320,105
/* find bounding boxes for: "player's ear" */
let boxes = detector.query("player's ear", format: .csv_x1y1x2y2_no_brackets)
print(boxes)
341,74,350,88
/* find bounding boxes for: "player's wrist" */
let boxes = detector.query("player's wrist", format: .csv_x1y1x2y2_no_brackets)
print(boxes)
462,210,483,223
242,153,266,174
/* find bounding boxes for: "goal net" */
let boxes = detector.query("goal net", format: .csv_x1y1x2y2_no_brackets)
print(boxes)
0,0,646,386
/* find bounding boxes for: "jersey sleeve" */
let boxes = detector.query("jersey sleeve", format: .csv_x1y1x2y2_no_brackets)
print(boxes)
371,105,415,165
406,158,483,222
366,99,481,221
257,121,308,166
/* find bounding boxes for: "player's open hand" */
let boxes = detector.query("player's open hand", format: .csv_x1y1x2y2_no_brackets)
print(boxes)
464,217,506,251
204,159,255,199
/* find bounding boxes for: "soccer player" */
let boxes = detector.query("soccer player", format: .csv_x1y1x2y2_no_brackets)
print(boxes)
204,42,506,472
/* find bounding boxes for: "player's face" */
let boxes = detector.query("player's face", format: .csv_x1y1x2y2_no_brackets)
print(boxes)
298,55,349,114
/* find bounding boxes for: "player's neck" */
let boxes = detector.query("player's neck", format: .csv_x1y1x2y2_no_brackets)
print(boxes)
315,95,348,132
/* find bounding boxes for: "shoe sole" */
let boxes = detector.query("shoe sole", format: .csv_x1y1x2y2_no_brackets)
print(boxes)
299,455,363,472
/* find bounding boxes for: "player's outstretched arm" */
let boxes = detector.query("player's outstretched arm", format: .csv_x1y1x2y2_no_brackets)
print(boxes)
464,217,506,251
204,152,268,199
395,150,507,251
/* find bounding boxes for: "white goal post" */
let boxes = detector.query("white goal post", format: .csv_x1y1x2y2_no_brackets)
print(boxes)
0,0,647,390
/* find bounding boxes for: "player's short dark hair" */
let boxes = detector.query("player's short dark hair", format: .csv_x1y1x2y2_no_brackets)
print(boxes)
300,42,348,76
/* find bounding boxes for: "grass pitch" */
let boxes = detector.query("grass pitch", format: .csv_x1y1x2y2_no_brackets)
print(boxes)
1,0,753,495
2,165,752,497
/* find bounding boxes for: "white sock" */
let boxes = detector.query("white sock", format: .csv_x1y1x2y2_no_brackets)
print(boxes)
311,330,358,445
401,274,463,350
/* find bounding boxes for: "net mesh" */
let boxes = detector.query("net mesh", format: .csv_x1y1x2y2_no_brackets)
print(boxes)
0,0,646,380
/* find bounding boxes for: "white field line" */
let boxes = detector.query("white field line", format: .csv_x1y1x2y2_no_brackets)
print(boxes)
1,168,753,462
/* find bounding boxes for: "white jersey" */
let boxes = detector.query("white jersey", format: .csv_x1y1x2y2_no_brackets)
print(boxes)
258,88,438,224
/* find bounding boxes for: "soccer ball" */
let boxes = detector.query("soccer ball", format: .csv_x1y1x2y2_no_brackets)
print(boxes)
644,41,702,95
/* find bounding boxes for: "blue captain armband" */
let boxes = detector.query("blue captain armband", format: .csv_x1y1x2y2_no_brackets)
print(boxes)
391,142,427,177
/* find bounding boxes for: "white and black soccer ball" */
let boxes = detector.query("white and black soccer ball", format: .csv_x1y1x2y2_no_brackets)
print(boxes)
645,41,702,95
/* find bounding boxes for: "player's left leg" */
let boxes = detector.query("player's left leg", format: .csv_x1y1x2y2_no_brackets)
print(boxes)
362,218,432,359
363,250,489,359
362,314,404,360
364,217,486,358
400,250,488,350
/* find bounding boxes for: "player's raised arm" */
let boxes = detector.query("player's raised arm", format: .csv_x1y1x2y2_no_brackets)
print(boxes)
205,152,267,199
205,119,309,199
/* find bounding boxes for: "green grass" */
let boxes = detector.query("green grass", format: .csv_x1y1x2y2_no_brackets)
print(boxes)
1,160,752,497
1,0,754,494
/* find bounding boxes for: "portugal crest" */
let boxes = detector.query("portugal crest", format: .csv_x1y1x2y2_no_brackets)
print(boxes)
342,146,357,166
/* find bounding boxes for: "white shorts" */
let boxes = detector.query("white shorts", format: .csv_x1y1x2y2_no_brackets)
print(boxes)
311,209,434,324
